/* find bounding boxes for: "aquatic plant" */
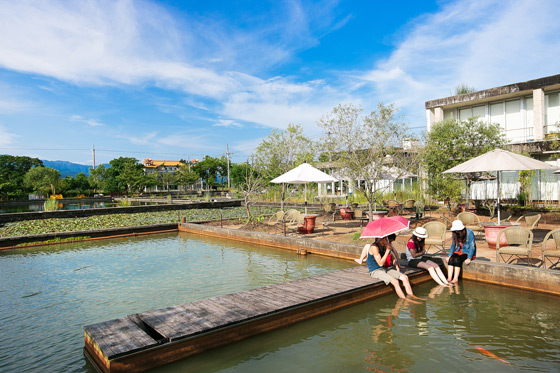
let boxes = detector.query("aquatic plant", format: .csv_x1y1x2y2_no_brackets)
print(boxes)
44,199,59,211
0,206,278,237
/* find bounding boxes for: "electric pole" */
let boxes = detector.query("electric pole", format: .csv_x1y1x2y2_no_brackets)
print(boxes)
92,144,96,169
226,144,232,190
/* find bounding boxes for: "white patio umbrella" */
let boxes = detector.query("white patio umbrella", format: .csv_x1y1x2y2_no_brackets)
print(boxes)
443,149,558,223
271,163,338,214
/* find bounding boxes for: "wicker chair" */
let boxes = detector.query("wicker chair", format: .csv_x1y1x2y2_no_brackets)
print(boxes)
354,209,369,227
402,199,415,213
457,212,484,237
386,199,402,215
541,228,560,269
490,211,512,223
323,203,337,222
422,221,447,255
265,211,284,232
515,213,541,230
286,214,305,233
284,209,301,223
496,226,534,265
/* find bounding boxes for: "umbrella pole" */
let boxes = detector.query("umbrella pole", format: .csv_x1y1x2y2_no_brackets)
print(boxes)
497,171,501,224
304,183,308,215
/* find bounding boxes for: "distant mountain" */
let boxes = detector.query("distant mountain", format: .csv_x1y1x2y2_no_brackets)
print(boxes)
41,160,92,177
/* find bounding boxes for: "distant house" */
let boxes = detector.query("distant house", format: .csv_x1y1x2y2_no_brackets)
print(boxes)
425,74,560,202
142,158,201,192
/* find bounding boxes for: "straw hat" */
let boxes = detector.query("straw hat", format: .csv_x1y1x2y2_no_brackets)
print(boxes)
412,227,428,238
450,220,466,231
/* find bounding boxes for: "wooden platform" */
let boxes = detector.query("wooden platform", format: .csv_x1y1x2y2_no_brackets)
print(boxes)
84,266,428,372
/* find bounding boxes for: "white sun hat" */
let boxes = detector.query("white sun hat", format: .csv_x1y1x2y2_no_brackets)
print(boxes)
450,220,466,231
412,227,428,238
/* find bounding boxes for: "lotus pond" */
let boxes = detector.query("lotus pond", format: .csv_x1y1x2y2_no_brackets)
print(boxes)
0,206,277,237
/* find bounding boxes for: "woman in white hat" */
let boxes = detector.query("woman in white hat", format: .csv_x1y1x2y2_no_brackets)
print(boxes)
447,220,477,283
406,227,450,286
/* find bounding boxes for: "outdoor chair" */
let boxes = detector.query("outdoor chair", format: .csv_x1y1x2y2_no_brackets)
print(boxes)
515,213,541,230
386,199,402,215
457,212,484,237
402,199,415,214
265,211,284,232
286,214,305,233
422,221,447,255
496,226,534,266
541,228,560,269
490,211,512,223
323,203,337,222
354,209,369,227
284,209,301,223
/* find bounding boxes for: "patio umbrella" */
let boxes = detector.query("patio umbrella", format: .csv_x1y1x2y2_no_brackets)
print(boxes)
271,163,338,214
360,216,409,238
443,149,558,223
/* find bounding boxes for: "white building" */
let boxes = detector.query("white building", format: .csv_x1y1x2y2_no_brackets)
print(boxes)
426,74,560,202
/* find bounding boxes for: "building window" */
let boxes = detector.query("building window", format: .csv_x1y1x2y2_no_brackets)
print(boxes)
546,91,560,133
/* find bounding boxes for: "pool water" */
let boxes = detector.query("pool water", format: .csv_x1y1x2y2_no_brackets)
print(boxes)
157,281,560,372
0,201,157,213
0,232,354,372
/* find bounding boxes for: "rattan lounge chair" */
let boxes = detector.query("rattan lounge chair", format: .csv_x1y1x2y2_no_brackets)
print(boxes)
457,212,484,237
422,221,447,255
515,213,541,230
265,211,284,232
496,226,534,266
541,228,560,269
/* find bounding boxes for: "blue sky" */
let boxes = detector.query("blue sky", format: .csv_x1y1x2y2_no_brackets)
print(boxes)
0,0,559,166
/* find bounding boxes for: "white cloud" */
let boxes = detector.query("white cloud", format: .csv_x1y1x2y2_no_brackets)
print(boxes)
213,119,242,128
70,115,104,127
0,125,17,147
357,0,560,126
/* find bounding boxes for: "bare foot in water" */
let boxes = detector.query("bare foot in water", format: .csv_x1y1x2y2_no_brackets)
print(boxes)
404,297,423,305
354,259,362,264
406,294,426,301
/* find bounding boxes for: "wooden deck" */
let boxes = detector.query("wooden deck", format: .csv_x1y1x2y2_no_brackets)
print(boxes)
84,265,429,372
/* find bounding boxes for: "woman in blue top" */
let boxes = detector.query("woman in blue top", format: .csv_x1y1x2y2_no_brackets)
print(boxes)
446,220,476,283
366,235,417,300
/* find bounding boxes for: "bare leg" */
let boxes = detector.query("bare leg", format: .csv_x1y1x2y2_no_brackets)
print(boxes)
354,245,369,264
447,265,455,283
425,260,450,285
390,278,406,299
451,266,461,283
417,261,446,286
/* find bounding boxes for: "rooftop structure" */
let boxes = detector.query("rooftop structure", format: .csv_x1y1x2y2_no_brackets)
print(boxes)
425,74,560,144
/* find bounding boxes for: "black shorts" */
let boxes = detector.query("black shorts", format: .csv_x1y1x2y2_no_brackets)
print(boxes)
448,253,468,267
408,256,430,268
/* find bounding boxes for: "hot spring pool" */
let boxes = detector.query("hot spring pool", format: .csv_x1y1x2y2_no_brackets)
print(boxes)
1,232,559,372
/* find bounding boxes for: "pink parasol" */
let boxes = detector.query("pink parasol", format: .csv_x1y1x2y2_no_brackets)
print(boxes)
360,216,410,238
386,216,410,229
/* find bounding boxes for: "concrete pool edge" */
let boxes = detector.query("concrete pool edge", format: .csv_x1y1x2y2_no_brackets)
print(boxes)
179,222,560,296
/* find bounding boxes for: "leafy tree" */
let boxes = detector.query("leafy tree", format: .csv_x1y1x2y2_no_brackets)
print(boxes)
318,103,418,219
23,166,61,197
237,157,267,222
253,123,315,181
89,164,108,193
175,162,199,191
423,117,506,204
192,156,227,190
0,155,43,200
60,172,92,196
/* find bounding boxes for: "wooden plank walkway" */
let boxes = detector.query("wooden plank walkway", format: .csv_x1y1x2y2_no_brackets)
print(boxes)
84,265,427,372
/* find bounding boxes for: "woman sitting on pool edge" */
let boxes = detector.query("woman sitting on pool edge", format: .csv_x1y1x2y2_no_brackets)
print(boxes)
406,227,451,287
365,235,419,300
447,220,476,283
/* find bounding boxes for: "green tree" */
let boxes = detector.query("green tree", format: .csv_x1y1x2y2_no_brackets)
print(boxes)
253,123,315,181
192,156,228,190
0,155,43,200
175,162,199,191
423,117,506,203
59,172,92,196
318,103,418,219
89,164,108,193
23,166,61,197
